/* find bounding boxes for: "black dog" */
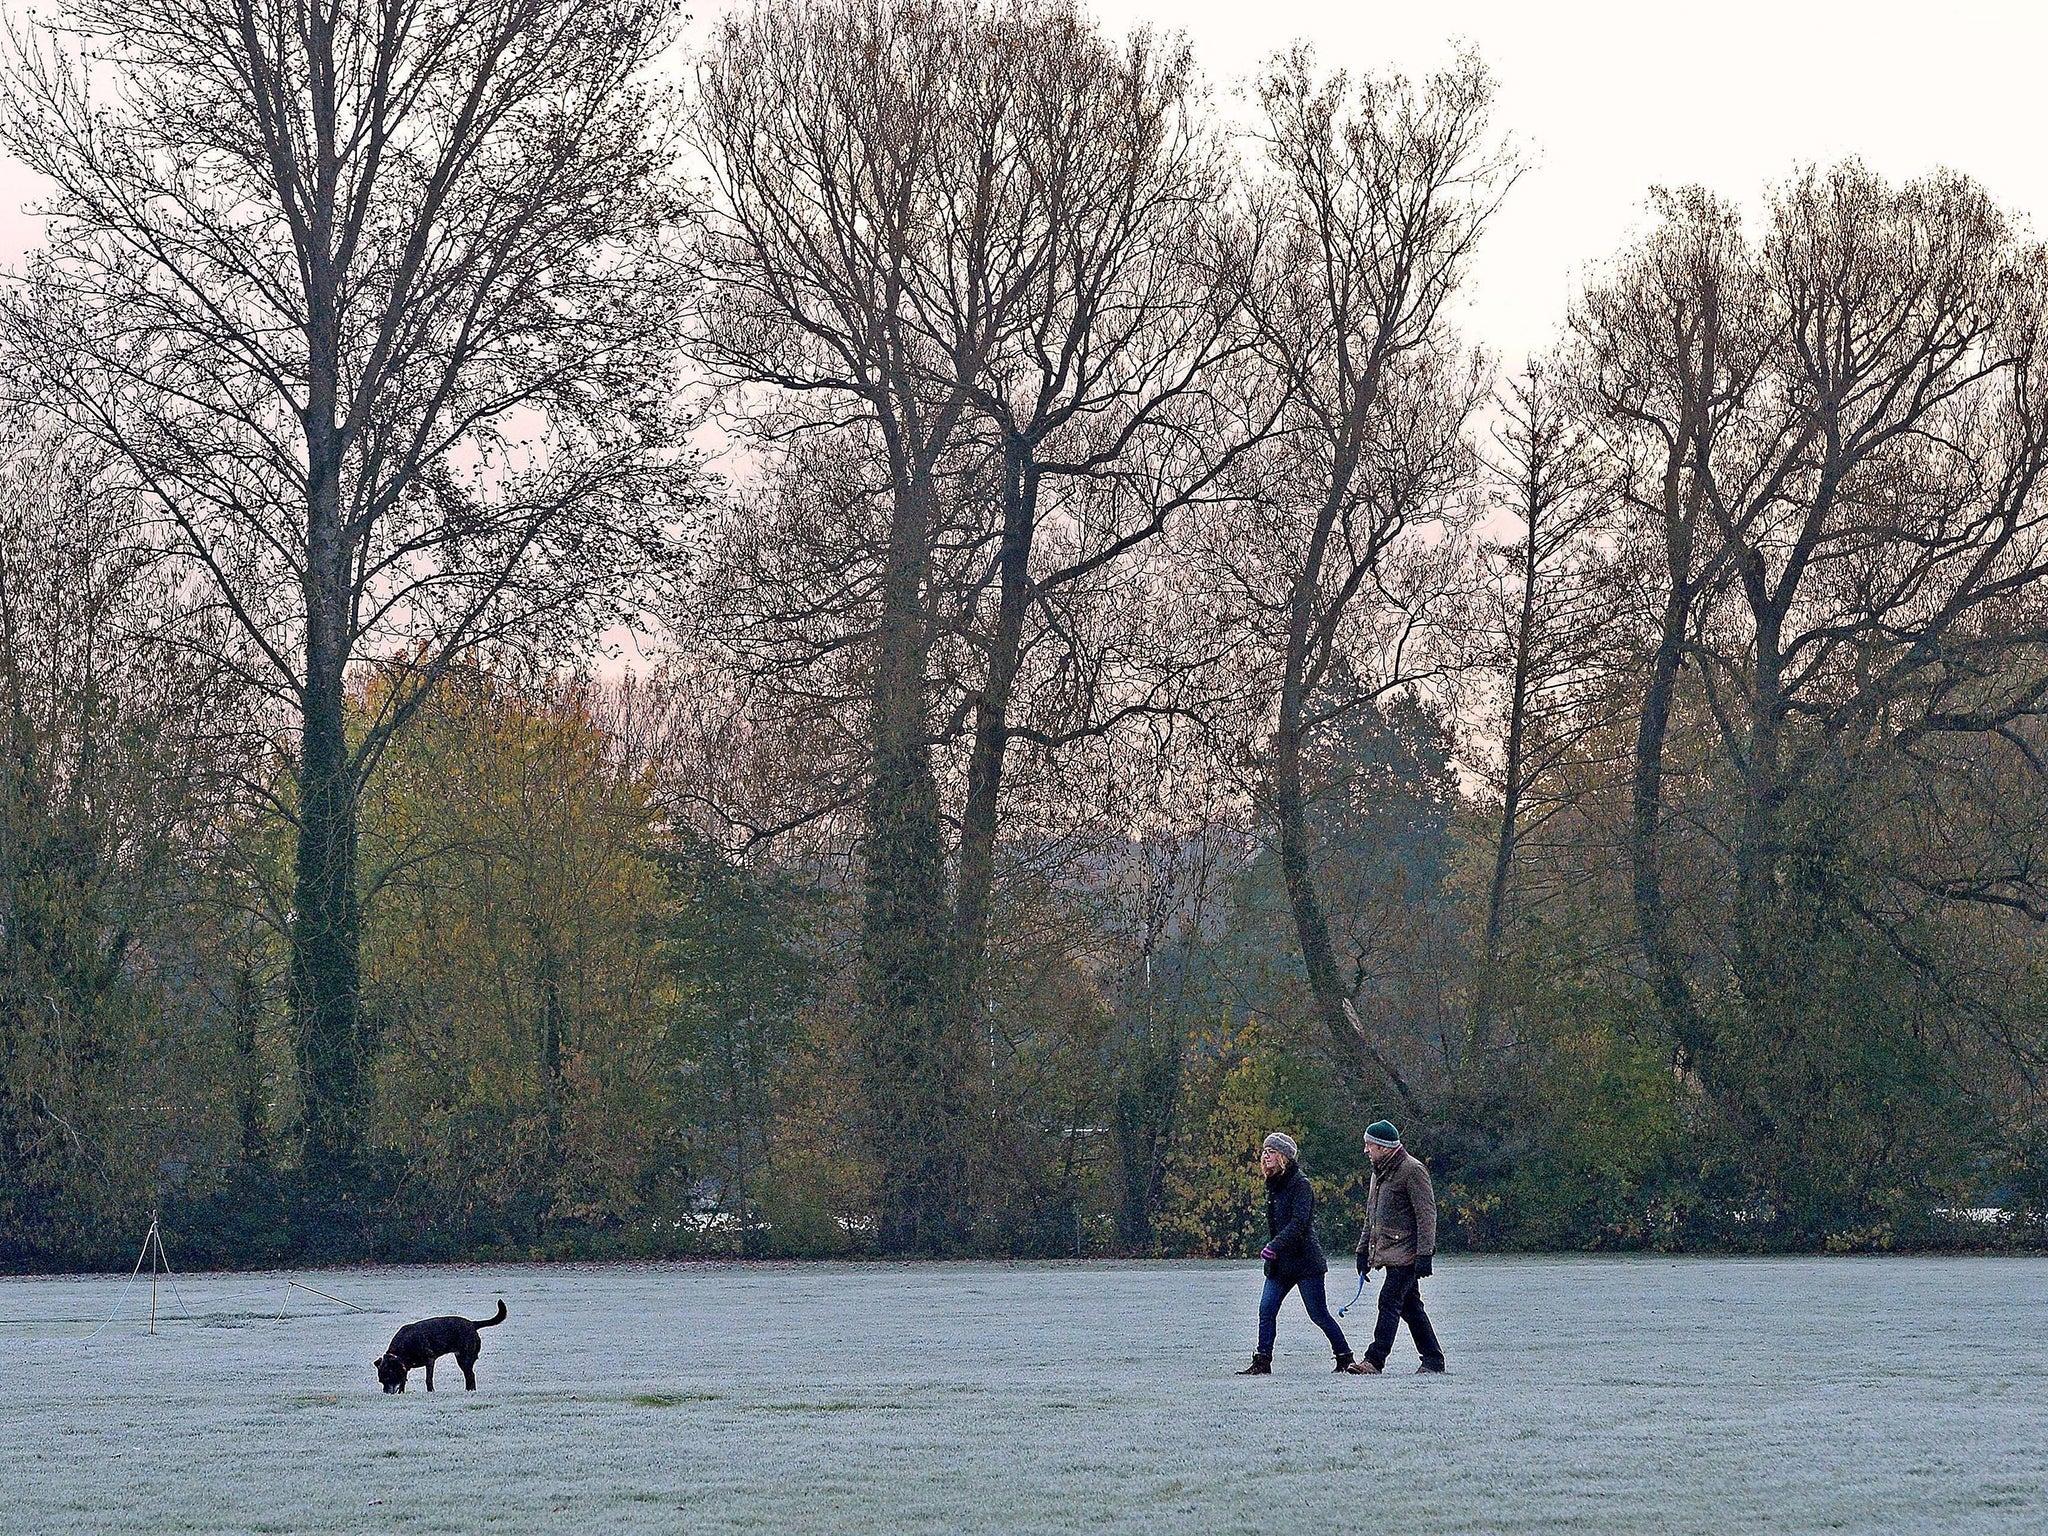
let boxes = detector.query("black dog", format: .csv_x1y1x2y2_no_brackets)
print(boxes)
374,1300,507,1393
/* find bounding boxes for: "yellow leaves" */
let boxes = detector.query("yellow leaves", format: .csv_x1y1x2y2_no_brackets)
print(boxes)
356,664,672,1206
1155,1021,1285,1259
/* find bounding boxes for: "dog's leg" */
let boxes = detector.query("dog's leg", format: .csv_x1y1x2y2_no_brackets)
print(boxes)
425,1358,435,1392
460,1351,477,1391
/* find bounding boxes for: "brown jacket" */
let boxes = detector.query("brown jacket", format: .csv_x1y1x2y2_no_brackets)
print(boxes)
1357,1147,1436,1269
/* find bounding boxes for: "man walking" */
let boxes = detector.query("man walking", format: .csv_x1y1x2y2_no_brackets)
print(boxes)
1347,1120,1446,1375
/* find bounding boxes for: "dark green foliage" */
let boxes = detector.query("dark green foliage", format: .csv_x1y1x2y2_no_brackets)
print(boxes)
659,834,814,1255
0,454,265,1270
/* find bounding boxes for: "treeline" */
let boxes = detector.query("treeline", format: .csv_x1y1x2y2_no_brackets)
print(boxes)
3,0,2047,1268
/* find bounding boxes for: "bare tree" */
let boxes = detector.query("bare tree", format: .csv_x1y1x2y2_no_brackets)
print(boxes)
1469,362,1612,1051
941,18,1256,1071
690,0,1258,1247
1,0,689,1177
691,0,1031,1248
1703,168,2048,996
1568,188,1765,1061
1573,165,2048,1093
1226,46,1511,1106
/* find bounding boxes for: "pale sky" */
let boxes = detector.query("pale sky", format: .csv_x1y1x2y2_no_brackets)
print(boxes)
4,0,2045,365
1089,0,2048,364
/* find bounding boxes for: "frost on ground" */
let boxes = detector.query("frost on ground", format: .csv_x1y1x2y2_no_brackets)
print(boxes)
3,1255,2045,1534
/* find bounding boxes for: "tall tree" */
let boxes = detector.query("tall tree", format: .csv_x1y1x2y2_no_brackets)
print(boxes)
1,0,688,1179
1572,166,2048,1167
1699,168,2048,1007
1229,47,1510,1106
1470,363,1611,1051
692,0,1022,1249
941,18,1251,1083
1569,188,1764,1062
690,0,1252,1248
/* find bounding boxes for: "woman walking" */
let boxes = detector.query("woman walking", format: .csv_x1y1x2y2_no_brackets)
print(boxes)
1237,1132,1354,1374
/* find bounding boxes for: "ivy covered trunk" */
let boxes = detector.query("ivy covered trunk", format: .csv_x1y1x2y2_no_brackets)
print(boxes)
858,466,974,1253
292,406,368,1181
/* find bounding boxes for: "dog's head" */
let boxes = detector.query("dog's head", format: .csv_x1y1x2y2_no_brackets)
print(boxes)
374,1353,408,1393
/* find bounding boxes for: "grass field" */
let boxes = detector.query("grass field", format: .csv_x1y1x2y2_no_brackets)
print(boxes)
3,1255,2044,1532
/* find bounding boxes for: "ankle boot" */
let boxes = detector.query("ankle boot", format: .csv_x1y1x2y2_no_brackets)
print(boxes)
1345,1357,1383,1374
1332,1351,1355,1372
1235,1352,1272,1375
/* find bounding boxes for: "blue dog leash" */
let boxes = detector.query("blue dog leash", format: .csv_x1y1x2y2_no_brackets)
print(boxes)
1336,1272,1367,1317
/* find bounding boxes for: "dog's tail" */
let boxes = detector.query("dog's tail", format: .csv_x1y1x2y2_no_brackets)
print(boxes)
472,1299,508,1329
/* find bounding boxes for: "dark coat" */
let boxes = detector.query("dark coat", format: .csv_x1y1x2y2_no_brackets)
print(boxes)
1357,1147,1437,1269
1262,1162,1329,1282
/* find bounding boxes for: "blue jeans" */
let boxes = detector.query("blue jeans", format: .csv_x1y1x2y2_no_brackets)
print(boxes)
1257,1272,1351,1358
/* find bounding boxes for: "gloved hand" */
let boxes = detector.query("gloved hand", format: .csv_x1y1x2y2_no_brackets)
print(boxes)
1260,1246,1277,1262
1414,1254,1433,1279
1356,1250,1370,1275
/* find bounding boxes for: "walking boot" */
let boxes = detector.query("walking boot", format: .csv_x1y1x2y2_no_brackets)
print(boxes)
1235,1353,1272,1375
1416,1359,1448,1375
1332,1351,1355,1372
1345,1358,1383,1374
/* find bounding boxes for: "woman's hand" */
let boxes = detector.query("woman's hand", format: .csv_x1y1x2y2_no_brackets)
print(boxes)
1260,1246,1277,1262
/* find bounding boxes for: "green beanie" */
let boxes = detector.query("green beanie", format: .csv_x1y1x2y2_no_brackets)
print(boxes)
1364,1120,1401,1149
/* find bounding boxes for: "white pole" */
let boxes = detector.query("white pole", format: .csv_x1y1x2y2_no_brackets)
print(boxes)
147,1212,160,1336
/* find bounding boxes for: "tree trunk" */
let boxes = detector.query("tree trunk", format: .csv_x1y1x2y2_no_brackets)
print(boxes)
292,624,365,1178
1475,512,1541,1055
1733,582,1786,1015
233,958,266,1167
538,948,565,1165
1629,584,1704,1065
1113,1007,1181,1253
950,437,1035,1053
727,1025,750,1256
291,243,370,1180
1274,633,1412,1109
858,459,966,1252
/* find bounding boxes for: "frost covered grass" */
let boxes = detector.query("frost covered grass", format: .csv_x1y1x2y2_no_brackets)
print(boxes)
4,1256,2046,1533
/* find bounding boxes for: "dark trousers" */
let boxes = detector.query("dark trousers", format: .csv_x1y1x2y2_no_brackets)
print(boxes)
1257,1272,1351,1358
1364,1264,1444,1369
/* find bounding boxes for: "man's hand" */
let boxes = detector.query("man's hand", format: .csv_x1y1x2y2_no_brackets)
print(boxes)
1414,1254,1433,1279
1356,1250,1370,1275
1261,1246,1277,1262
